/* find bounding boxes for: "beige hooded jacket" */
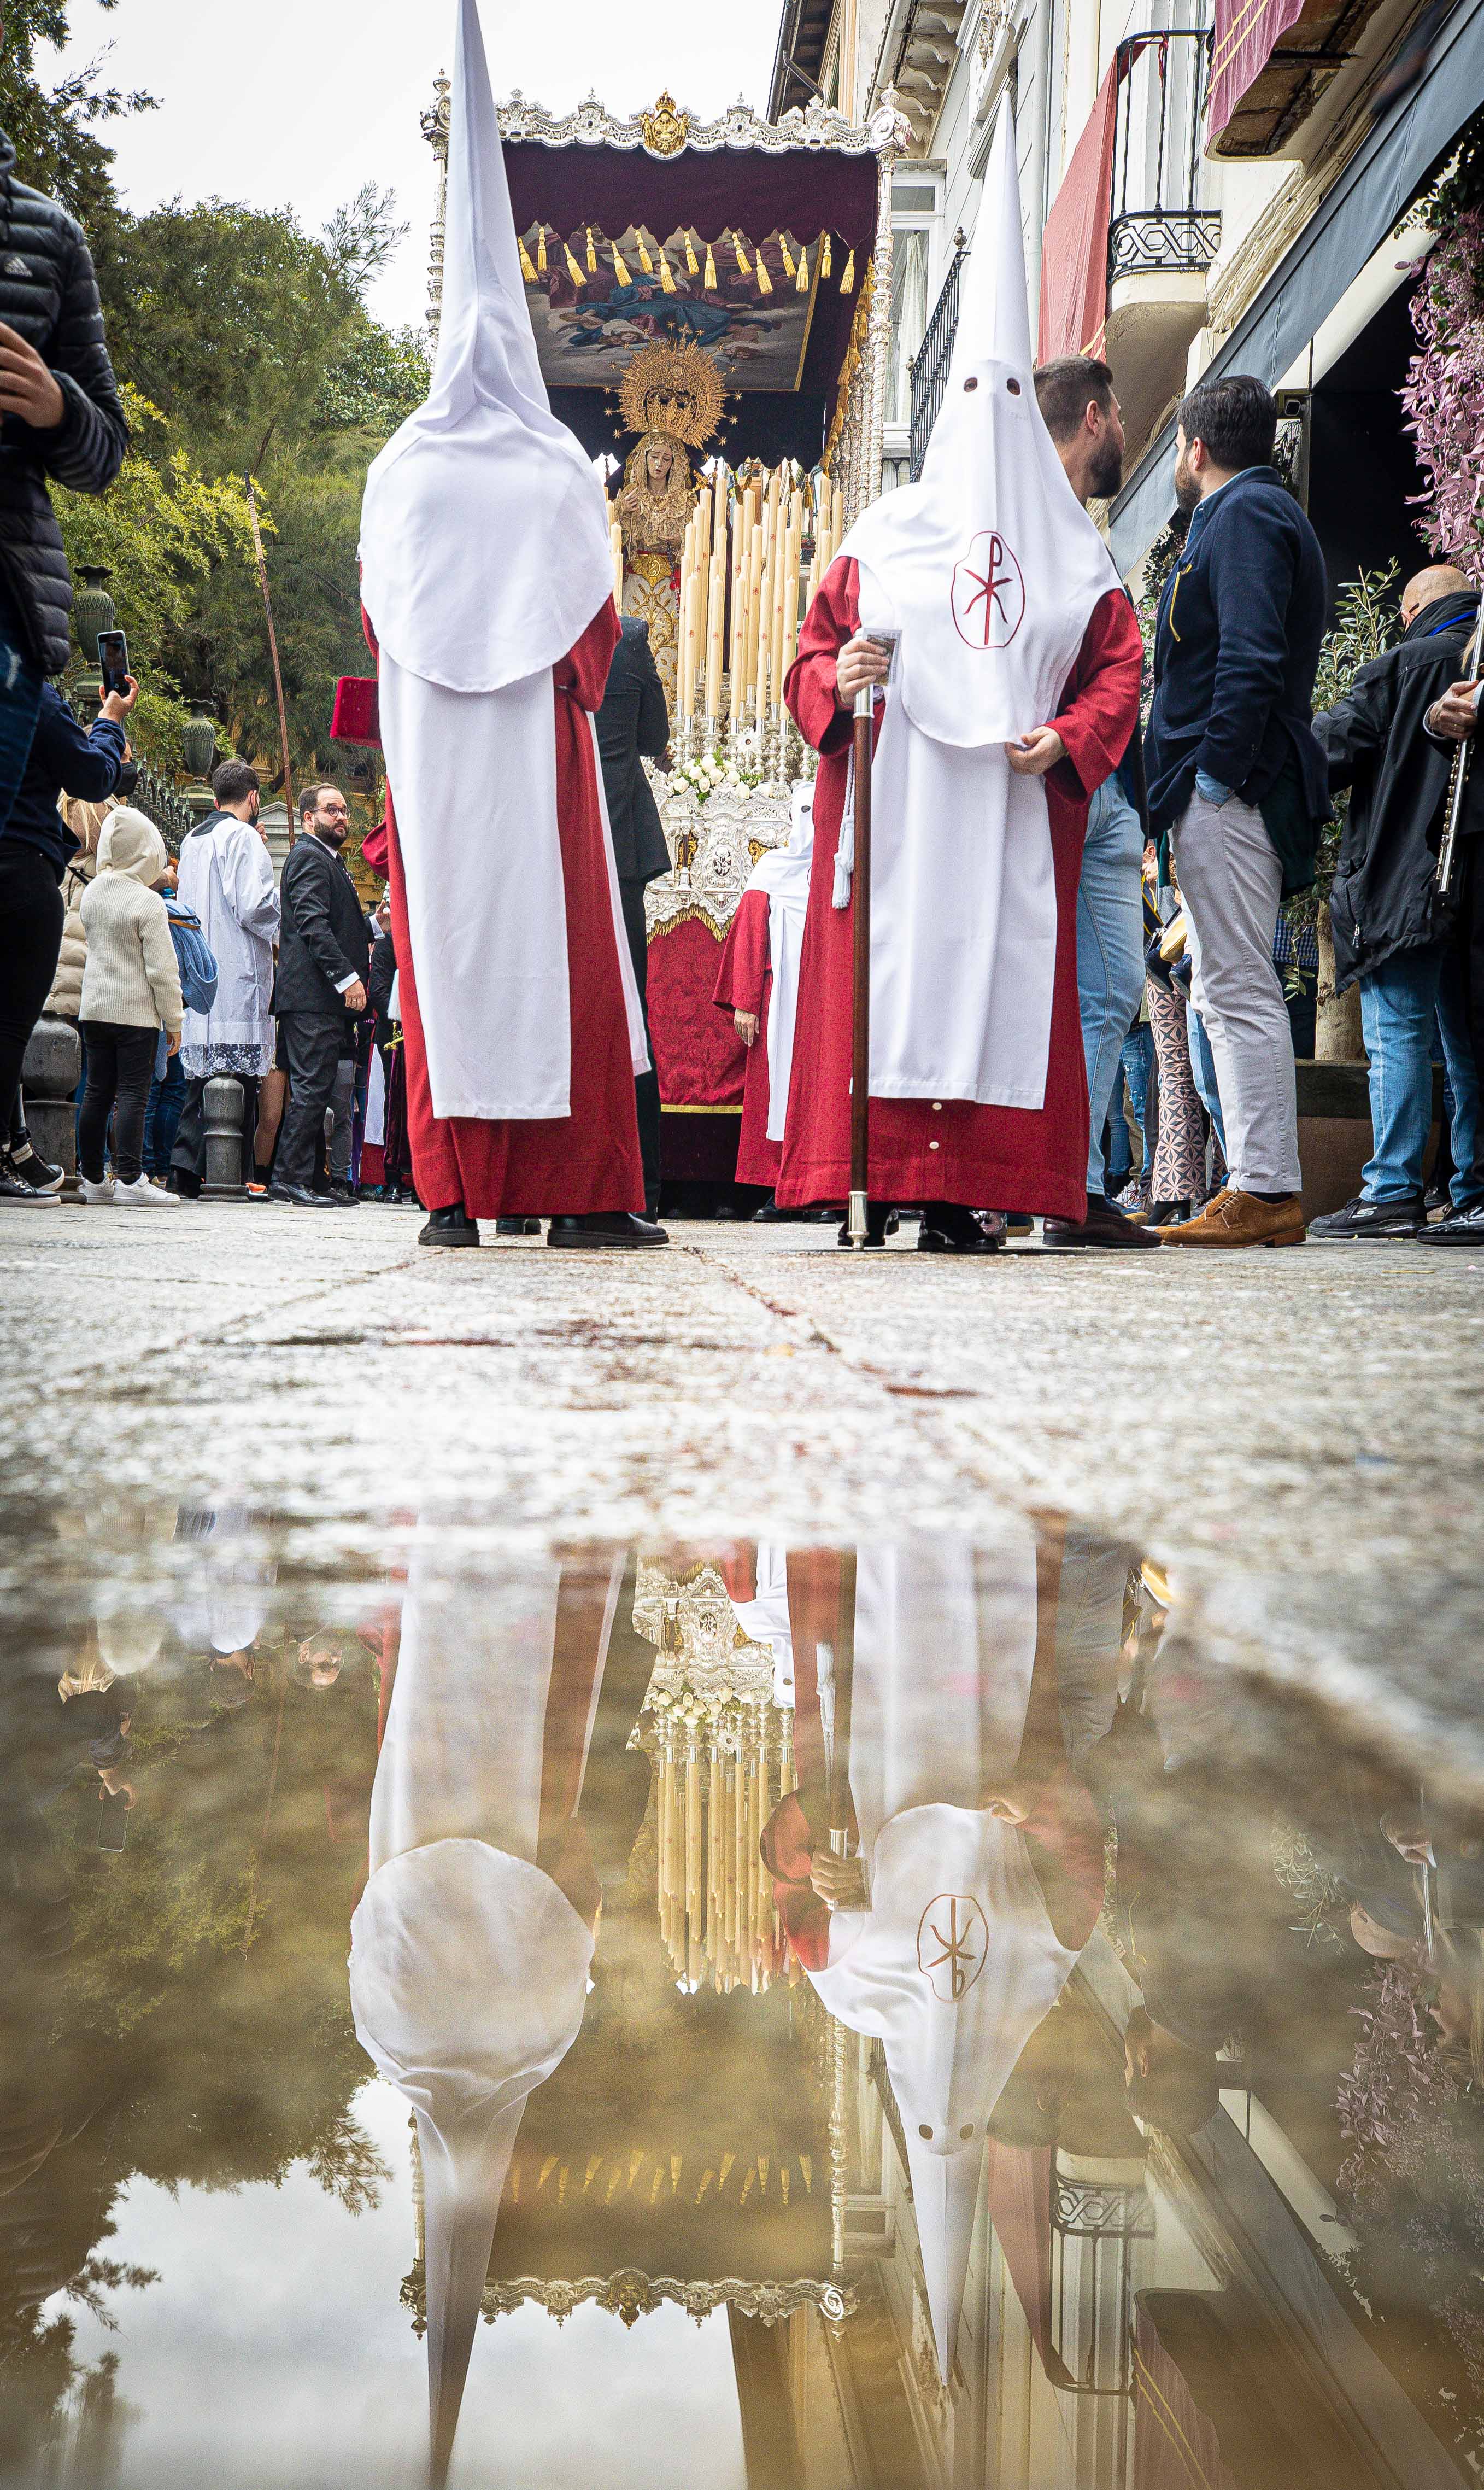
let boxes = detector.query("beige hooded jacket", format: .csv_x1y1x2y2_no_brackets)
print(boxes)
78,809,183,1035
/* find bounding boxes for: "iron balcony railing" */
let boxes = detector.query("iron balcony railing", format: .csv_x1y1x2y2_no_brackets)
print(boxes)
908,239,967,482
1108,28,1221,280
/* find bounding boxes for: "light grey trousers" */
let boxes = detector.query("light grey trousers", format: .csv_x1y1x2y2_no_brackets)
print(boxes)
1172,787,1300,1193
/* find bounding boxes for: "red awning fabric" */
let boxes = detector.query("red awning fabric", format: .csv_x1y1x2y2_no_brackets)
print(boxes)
986,2143,1075,2386
1206,0,1309,147
1037,53,1124,363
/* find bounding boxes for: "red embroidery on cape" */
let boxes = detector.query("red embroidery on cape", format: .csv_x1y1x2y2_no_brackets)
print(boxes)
917,1893,988,2001
951,531,1025,650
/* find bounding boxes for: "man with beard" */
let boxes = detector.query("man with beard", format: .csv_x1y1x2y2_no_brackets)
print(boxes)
269,784,371,1207
1033,358,1160,1249
1144,375,1328,1248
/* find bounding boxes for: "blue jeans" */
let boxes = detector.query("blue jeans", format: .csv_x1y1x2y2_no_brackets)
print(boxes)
143,1052,186,1178
1077,775,1146,1194
1106,1026,1154,1192
1187,999,1227,1159
0,587,43,835
1359,946,1479,1205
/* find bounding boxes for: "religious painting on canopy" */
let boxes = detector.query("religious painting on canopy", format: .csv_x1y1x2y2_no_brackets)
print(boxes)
521,227,824,394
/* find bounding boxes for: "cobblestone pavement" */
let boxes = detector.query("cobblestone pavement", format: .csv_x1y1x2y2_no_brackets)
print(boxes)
3,1199,1480,1779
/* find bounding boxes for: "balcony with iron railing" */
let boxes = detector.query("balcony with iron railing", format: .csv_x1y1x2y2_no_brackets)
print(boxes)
1104,27,1222,448
907,238,967,482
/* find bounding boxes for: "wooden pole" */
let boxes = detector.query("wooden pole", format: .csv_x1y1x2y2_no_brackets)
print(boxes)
245,480,296,843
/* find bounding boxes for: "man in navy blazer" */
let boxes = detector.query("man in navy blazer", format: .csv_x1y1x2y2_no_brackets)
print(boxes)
1143,374,1328,1249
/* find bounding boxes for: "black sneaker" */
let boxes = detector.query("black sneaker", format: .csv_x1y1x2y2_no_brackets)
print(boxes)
0,1159,57,1205
6,1136,63,1193
1309,1194,1424,1243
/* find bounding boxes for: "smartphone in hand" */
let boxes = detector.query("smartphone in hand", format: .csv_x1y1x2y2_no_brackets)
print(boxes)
98,629,131,699
98,1788,130,1853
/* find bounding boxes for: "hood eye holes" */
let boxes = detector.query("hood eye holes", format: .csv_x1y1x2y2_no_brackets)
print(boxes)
918,2123,934,2138
963,377,978,393
1007,377,1021,395
959,2123,974,2140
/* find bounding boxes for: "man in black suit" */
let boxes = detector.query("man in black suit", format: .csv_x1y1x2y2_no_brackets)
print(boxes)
270,785,371,1207
1143,374,1328,1250
595,617,670,1217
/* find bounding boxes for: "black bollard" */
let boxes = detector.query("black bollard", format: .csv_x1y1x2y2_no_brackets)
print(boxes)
202,1076,248,1199
20,1014,81,1190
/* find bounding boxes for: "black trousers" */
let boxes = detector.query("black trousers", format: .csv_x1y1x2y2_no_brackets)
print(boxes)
620,876,661,1214
275,1013,349,1192
172,1072,259,1189
78,1020,156,1184
0,843,64,1143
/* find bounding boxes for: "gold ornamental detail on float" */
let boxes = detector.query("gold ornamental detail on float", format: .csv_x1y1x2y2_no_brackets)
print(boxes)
618,337,726,452
640,90,691,157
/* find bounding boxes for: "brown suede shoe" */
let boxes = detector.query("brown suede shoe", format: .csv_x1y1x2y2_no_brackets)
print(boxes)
1158,1188,1306,1248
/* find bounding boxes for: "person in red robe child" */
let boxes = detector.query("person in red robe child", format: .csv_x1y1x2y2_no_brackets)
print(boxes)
354,0,665,1253
776,116,1143,1250
711,783,816,1215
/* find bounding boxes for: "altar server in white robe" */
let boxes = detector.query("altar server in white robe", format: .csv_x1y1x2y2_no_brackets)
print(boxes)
761,1534,1104,2380
348,1550,623,2482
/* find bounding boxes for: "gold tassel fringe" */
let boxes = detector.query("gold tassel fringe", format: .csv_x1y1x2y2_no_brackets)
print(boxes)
686,233,700,275
756,256,773,295
820,233,832,279
537,227,548,272
780,239,795,278
518,236,536,283
734,236,751,276
841,247,855,291
585,227,597,272
612,243,631,283
637,233,653,273
796,246,809,290
703,240,717,290
564,243,585,287
658,253,676,294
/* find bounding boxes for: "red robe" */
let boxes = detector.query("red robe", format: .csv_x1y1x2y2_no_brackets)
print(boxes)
776,560,1144,1219
371,604,646,1220
711,887,778,1186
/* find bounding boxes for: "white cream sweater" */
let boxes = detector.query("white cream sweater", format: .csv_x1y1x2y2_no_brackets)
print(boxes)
79,874,184,1034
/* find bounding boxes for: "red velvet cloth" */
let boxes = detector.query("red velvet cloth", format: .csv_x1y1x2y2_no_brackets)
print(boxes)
648,913,747,1107
332,675,380,746
374,601,646,1219
712,887,778,1185
775,558,1144,1219
360,819,389,880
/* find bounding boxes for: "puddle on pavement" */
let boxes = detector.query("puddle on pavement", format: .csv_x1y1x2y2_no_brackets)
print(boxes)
2,1507,1480,2489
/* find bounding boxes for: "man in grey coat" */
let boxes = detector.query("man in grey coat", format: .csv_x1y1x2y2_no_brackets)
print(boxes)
595,617,670,1217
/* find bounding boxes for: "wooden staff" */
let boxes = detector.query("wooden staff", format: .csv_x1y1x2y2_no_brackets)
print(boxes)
245,480,295,841
826,1551,857,1857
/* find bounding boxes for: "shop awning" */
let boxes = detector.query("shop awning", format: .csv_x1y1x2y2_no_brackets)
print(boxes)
1108,0,1484,572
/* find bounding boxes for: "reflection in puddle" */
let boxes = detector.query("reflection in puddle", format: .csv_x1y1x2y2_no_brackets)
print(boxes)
0,1508,1477,2486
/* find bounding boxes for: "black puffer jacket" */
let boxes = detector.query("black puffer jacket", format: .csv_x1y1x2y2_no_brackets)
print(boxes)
0,131,128,674
1317,589,1483,989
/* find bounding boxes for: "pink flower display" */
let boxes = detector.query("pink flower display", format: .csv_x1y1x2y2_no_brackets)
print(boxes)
1400,201,1484,565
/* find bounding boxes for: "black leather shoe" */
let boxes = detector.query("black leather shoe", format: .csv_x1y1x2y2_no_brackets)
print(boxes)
1043,1194,1164,1249
267,1182,332,1208
917,1202,1004,1254
496,1215,542,1236
1417,1199,1484,1246
547,1211,669,1248
836,1199,893,1248
326,1180,362,1207
419,1203,480,1247
1143,1198,1191,1230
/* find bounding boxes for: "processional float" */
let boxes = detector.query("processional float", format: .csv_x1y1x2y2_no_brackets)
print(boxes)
416,76,908,1185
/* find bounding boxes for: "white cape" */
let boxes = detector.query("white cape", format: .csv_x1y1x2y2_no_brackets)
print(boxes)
834,113,1120,1108
741,785,814,1144
174,813,279,1077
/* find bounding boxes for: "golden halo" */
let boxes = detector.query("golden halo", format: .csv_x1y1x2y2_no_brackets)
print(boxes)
618,338,725,451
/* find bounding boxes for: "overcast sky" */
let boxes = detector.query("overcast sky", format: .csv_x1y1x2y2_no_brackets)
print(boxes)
54,0,777,333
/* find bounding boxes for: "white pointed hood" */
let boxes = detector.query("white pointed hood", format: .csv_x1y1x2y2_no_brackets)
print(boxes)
359,0,613,693
838,110,1118,749
906,2128,983,2385
348,1553,609,2483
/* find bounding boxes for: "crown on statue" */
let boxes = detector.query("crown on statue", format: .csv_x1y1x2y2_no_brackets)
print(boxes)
618,338,726,451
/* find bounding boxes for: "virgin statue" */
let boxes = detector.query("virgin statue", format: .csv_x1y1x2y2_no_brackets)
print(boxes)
614,430,695,711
